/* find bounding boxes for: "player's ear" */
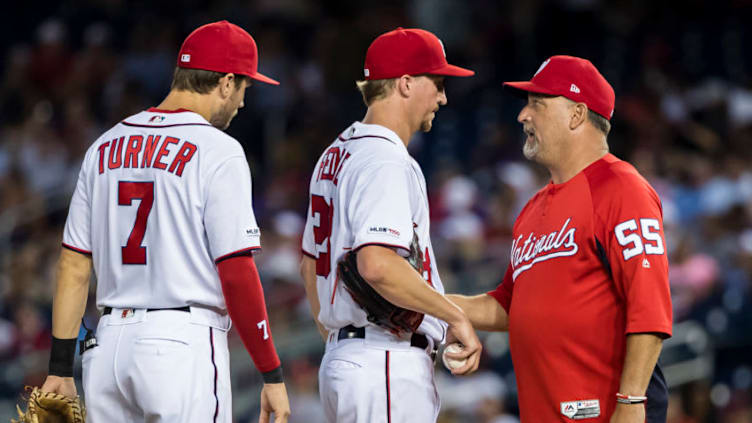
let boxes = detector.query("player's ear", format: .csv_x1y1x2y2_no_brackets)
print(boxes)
396,74,412,98
569,102,587,130
218,73,235,98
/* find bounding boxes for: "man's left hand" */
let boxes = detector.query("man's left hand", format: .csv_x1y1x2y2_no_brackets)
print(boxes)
609,403,645,423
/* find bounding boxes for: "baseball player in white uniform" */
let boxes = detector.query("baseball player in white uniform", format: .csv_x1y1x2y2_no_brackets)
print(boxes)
40,21,290,423
300,27,483,423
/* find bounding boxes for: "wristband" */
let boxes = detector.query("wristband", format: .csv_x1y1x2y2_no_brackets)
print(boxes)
49,337,78,377
616,393,647,404
262,366,284,384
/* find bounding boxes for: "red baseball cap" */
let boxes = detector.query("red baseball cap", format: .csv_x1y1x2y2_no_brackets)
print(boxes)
177,20,279,85
364,27,474,80
504,55,615,120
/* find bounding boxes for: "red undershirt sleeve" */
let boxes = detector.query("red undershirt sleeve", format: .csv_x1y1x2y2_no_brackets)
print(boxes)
216,254,282,382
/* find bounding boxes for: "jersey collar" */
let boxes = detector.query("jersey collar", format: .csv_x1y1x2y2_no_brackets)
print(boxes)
121,109,212,127
146,107,195,114
342,121,409,156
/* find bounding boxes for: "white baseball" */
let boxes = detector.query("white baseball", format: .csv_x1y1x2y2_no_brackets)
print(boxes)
442,342,467,370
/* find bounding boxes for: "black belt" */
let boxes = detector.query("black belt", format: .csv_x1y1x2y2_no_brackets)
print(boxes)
103,306,190,315
337,325,433,351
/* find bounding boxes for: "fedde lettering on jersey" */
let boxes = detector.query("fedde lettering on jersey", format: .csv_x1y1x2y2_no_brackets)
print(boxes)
511,217,579,280
316,146,351,185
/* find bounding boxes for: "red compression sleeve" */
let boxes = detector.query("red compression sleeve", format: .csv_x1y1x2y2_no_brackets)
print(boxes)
217,255,281,376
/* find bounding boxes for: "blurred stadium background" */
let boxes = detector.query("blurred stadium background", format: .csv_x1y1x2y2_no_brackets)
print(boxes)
1,1,751,422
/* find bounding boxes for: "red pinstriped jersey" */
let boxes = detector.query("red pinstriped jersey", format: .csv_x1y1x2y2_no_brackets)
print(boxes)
488,154,672,422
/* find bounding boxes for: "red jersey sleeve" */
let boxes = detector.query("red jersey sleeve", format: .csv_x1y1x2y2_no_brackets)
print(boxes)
487,265,514,314
591,169,672,337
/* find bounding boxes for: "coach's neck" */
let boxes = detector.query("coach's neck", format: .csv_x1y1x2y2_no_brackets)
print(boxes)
548,126,609,184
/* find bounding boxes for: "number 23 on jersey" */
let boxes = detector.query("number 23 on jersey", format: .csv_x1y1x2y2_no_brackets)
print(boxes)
310,194,333,277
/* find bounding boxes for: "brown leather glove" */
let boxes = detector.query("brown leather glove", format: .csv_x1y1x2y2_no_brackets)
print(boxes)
337,232,426,336
13,386,86,423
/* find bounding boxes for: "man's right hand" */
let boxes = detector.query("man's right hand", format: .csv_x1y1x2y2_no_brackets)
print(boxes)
259,382,291,423
40,375,77,398
444,316,482,376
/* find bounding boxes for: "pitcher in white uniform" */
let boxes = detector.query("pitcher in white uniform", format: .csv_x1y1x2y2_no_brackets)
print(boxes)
300,27,483,423
40,21,290,423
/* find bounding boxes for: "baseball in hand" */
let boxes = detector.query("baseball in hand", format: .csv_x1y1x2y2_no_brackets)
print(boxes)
442,342,467,370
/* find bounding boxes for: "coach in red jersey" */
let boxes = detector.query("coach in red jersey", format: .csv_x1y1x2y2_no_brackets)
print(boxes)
447,55,672,422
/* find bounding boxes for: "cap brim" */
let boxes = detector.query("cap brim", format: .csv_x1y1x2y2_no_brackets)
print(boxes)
249,72,280,85
428,63,475,77
503,81,558,97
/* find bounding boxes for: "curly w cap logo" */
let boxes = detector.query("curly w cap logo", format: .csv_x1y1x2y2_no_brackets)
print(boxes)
534,58,551,76
511,217,579,281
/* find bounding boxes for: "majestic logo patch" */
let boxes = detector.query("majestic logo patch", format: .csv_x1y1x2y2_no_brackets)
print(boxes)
511,217,579,280
560,399,600,419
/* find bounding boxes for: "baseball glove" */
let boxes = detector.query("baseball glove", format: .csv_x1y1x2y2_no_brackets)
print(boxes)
12,386,86,423
337,232,425,336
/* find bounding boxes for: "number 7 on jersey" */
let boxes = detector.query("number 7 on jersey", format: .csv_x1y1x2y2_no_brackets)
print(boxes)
119,181,154,265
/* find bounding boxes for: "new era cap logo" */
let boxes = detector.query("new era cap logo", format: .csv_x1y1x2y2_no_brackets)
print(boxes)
181,54,191,63
570,84,580,93
364,68,370,77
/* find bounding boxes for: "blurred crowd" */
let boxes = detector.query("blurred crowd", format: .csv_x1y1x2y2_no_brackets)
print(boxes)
1,1,751,422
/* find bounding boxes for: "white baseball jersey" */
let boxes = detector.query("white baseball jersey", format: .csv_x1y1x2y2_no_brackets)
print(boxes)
302,121,447,343
63,108,261,310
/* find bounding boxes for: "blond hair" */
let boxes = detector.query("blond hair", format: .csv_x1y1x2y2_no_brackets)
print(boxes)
355,79,396,106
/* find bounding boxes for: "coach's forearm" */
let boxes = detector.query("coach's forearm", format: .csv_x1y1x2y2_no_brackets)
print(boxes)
300,256,328,339
447,294,508,331
357,246,465,325
51,249,93,339
618,333,663,396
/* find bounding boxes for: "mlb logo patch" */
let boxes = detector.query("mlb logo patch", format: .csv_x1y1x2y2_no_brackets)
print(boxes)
181,54,191,63
149,116,165,123
368,226,400,238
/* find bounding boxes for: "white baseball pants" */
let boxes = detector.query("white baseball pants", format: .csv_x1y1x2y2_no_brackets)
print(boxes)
319,326,440,423
82,307,232,423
